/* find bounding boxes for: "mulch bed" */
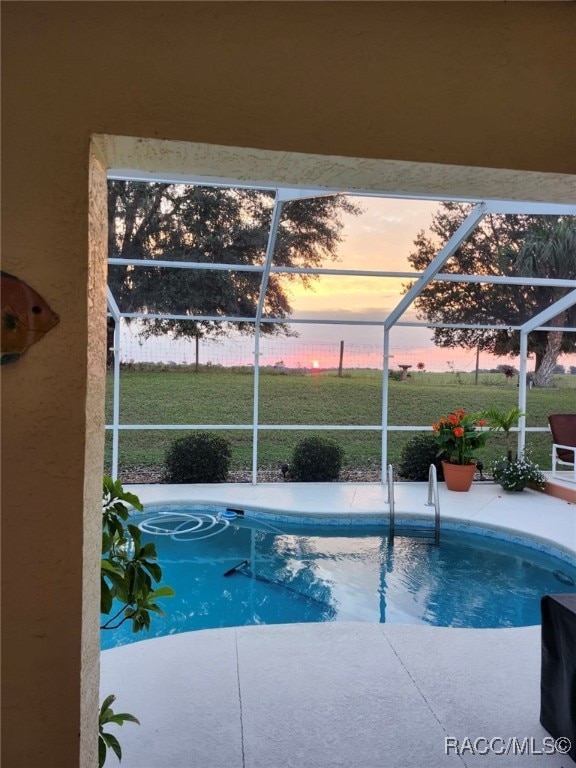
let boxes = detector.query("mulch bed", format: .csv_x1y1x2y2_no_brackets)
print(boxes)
117,465,385,484
116,465,492,484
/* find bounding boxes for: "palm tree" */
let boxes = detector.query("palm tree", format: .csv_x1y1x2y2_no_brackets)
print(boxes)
504,217,576,387
483,407,523,461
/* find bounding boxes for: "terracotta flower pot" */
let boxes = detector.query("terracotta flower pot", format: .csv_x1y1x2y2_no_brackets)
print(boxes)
441,461,476,492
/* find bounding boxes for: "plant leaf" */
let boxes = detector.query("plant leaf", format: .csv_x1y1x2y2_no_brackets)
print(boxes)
151,585,175,598
114,713,140,725
102,732,122,761
98,735,107,768
99,694,116,716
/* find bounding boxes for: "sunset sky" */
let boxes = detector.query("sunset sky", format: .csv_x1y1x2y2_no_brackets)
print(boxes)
277,197,574,372
284,196,438,313
120,195,574,373
273,196,498,371
272,196,452,368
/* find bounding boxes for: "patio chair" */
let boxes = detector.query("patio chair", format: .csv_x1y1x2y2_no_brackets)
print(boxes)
548,414,576,484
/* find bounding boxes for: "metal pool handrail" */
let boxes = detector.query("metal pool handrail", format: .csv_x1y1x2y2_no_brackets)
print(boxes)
387,463,395,541
425,463,441,545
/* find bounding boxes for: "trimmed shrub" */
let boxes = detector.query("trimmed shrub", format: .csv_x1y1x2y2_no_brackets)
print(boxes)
397,433,444,482
164,432,232,483
290,436,344,482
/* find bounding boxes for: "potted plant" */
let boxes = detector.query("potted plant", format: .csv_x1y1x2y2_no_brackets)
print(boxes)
432,409,489,491
482,407,523,462
491,453,546,492
482,408,546,492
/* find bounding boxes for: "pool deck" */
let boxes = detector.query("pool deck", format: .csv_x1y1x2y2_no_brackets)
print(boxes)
125,480,576,557
101,482,576,768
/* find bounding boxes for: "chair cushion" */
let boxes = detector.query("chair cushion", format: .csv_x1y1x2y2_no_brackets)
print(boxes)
549,414,576,464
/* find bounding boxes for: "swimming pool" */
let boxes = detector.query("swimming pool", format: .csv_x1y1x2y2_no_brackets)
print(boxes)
101,508,576,650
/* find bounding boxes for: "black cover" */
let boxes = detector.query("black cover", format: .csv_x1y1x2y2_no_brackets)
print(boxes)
541,594,576,763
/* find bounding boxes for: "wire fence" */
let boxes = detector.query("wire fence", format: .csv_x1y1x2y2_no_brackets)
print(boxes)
106,321,572,479
117,320,557,376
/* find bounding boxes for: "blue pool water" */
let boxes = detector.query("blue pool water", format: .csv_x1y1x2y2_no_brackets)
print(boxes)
101,510,576,650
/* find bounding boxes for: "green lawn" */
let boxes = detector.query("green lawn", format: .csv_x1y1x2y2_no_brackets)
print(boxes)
105,368,575,475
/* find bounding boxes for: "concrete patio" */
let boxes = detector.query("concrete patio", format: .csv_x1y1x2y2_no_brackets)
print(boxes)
101,622,575,768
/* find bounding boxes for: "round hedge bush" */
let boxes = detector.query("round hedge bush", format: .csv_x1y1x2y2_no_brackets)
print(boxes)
397,433,444,482
290,436,344,482
164,432,232,483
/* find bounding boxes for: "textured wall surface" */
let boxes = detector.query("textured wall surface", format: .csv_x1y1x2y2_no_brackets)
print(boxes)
1,2,575,766
99,134,576,204
80,149,109,765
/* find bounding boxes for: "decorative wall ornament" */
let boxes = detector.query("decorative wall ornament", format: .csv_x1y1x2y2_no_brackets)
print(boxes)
1,271,59,364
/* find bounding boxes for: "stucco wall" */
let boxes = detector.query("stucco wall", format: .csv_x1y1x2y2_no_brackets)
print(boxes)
2,2,575,766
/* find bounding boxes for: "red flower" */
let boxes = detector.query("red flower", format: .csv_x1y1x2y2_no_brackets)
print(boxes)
433,408,490,465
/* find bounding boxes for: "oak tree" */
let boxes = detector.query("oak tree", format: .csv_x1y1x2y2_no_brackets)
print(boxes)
107,182,360,364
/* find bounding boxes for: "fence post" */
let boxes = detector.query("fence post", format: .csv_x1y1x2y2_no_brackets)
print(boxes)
474,344,480,385
338,340,344,378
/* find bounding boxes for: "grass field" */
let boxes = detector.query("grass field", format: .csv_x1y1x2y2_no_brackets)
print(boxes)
105,367,575,476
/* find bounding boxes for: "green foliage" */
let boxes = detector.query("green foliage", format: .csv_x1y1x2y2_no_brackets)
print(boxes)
406,205,576,382
482,407,523,461
100,478,175,767
101,477,174,632
290,436,344,481
397,433,445,482
164,431,232,483
102,475,143,545
98,695,140,768
480,376,508,387
482,406,523,431
107,182,361,365
491,454,546,492
105,370,576,474
432,409,489,466
497,364,516,380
